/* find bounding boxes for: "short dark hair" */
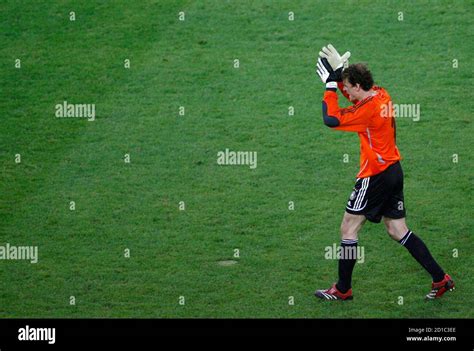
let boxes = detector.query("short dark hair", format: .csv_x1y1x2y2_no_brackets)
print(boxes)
342,63,374,91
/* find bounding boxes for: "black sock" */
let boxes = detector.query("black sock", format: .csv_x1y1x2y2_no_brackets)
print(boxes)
336,239,358,293
399,230,445,282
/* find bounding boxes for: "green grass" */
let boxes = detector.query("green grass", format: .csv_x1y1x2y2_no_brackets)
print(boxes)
0,0,472,318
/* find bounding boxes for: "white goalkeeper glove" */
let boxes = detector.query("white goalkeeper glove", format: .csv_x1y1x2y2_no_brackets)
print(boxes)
319,44,351,71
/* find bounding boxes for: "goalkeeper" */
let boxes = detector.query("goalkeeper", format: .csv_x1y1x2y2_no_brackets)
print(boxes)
314,45,455,301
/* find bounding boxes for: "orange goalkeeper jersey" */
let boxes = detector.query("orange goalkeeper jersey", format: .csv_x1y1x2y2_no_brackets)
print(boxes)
322,83,401,178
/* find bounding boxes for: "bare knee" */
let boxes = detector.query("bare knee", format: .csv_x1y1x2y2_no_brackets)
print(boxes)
384,217,408,241
385,223,399,240
340,213,366,240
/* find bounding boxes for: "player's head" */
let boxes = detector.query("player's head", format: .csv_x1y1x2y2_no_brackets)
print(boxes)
342,63,374,102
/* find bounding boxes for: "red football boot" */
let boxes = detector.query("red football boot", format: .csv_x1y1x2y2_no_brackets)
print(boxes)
315,283,353,301
426,274,455,300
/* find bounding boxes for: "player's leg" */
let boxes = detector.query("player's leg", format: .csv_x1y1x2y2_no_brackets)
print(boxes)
383,216,454,298
382,162,454,298
337,212,366,291
315,174,382,301
384,217,445,276
315,212,366,300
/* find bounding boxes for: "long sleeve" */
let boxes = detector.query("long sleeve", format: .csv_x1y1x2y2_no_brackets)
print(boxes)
322,90,373,133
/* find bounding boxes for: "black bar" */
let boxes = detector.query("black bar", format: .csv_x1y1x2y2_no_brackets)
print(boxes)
0,318,471,349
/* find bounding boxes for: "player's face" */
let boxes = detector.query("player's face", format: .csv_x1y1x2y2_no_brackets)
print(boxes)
343,80,361,102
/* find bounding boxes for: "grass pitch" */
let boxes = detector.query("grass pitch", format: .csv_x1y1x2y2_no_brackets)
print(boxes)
0,0,473,318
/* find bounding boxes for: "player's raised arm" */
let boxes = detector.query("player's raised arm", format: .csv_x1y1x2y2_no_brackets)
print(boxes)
316,60,374,132
322,89,372,132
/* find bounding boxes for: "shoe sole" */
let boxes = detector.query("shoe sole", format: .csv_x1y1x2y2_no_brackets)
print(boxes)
315,292,353,301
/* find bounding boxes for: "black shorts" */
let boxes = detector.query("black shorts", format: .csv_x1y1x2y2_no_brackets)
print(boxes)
345,161,406,223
